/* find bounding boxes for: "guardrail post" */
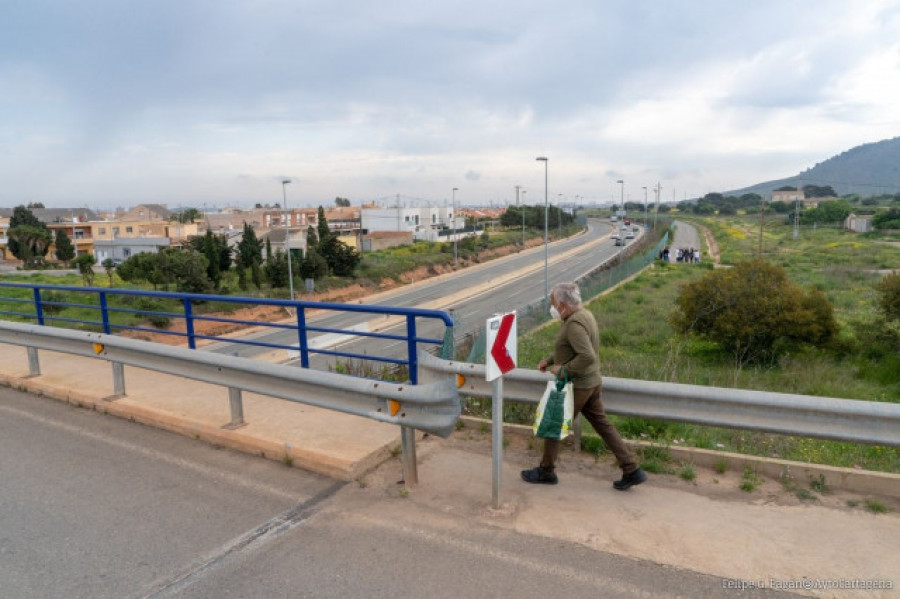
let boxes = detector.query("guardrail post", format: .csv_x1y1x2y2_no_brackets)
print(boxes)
491,377,503,509
108,362,126,400
26,347,41,377
183,299,196,349
223,387,247,429
400,425,418,487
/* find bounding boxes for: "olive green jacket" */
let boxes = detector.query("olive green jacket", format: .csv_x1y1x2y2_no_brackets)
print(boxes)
545,307,603,389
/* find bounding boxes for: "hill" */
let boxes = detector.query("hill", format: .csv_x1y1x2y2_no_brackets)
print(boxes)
726,136,900,197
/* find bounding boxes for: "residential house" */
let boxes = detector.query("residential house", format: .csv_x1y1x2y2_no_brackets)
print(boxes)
844,214,873,233
93,237,171,264
119,204,172,222
772,189,803,203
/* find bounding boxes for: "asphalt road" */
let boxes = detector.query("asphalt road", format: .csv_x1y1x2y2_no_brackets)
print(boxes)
0,385,797,599
206,219,638,364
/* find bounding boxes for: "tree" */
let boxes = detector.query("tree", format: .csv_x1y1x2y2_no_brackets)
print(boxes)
803,184,837,198
306,225,319,250
188,230,225,289
172,207,202,224
299,247,328,280
72,254,96,286
670,260,838,366
117,249,211,293
26,202,45,209
264,249,290,288
101,258,116,286
54,229,76,264
7,205,51,266
872,208,900,230
319,235,361,277
801,200,852,224
316,206,331,246
876,272,900,323
334,197,351,207
8,225,52,267
235,222,263,269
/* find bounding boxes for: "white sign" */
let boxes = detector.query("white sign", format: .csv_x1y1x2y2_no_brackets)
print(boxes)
485,311,517,381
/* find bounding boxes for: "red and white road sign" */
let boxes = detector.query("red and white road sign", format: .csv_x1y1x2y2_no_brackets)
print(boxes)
485,311,517,381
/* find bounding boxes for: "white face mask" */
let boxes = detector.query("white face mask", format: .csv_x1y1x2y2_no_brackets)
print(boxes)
549,305,561,319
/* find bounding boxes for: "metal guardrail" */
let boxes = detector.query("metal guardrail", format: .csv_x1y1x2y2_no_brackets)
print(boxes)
418,351,900,447
0,282,453,383
0,320,460,440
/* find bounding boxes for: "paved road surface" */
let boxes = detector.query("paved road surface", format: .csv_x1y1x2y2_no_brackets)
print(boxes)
1,386,798,599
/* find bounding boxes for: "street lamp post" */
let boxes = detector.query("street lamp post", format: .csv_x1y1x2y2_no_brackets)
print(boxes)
617,180,624,217
521,190,527,246
642,186,648,228
452,187,459,267
282,179,294,302
536,157,549,310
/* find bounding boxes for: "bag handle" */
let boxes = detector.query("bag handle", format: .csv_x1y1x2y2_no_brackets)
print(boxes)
555,365,570,387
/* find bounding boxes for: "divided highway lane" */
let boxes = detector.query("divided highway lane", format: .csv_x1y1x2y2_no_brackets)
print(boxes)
208,219,626,360
298,219,643,369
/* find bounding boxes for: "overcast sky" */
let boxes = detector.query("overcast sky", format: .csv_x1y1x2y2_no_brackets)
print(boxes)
2,1,899,210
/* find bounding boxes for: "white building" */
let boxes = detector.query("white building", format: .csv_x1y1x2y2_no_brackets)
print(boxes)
360,204,468,242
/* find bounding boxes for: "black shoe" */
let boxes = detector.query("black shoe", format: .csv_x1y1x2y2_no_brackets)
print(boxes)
521,466,558,485
613,468,647,491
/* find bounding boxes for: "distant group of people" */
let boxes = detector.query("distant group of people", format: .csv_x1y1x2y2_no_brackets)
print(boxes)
659,247,700,263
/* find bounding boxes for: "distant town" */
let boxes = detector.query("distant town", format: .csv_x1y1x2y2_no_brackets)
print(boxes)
0,200,508,266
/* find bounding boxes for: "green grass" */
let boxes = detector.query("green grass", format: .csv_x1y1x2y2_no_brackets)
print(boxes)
740,466,761,492
508,215,900,474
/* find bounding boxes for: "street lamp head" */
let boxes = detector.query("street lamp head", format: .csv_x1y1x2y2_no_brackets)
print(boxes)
617,179,623,184
282,179,291,186
536,156,548,162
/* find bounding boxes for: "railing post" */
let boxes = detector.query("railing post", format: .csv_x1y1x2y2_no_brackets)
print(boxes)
400,425,418,488
406,314,418,384
99,292,111,334
297,307,309,368
33,288,45,325
26,347,41,377
183,298,196,349
222,387,246,429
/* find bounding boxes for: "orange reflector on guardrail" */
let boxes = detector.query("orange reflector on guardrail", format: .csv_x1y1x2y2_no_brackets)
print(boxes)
92,343,105,354
457,374,465,388
389,400,401,416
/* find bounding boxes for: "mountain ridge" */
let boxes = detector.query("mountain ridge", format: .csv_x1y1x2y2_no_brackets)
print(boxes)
726,136,900,197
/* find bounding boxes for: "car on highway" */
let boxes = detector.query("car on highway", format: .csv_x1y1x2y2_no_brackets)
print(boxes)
625,231,635,240
613,235,625,246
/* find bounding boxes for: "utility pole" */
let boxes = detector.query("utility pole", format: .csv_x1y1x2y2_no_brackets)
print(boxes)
515,185,524,247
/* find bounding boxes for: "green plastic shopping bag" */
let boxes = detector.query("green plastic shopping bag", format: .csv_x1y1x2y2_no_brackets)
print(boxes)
533,370,574,440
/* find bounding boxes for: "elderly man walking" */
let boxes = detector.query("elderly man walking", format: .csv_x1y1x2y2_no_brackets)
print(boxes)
521,282,647,490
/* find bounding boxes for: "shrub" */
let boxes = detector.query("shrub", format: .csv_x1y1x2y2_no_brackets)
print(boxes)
670,260,839,365
876,272,900,322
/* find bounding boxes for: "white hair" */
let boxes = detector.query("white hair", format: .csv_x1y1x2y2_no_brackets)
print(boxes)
551,282,581,307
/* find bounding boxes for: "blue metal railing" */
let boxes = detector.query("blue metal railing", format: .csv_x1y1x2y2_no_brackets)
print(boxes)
0,282,453,384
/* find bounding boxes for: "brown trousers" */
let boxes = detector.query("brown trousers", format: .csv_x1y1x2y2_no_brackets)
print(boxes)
540,384,638,474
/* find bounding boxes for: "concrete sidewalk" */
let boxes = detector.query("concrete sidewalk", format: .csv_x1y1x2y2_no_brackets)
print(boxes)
1,342,898,598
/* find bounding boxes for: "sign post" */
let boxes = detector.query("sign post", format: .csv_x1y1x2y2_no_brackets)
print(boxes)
485,311,517,508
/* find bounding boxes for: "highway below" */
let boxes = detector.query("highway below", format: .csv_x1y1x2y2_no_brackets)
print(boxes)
206,219,642,366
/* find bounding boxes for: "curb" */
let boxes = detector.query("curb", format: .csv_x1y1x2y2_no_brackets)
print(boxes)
459,415,900,499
